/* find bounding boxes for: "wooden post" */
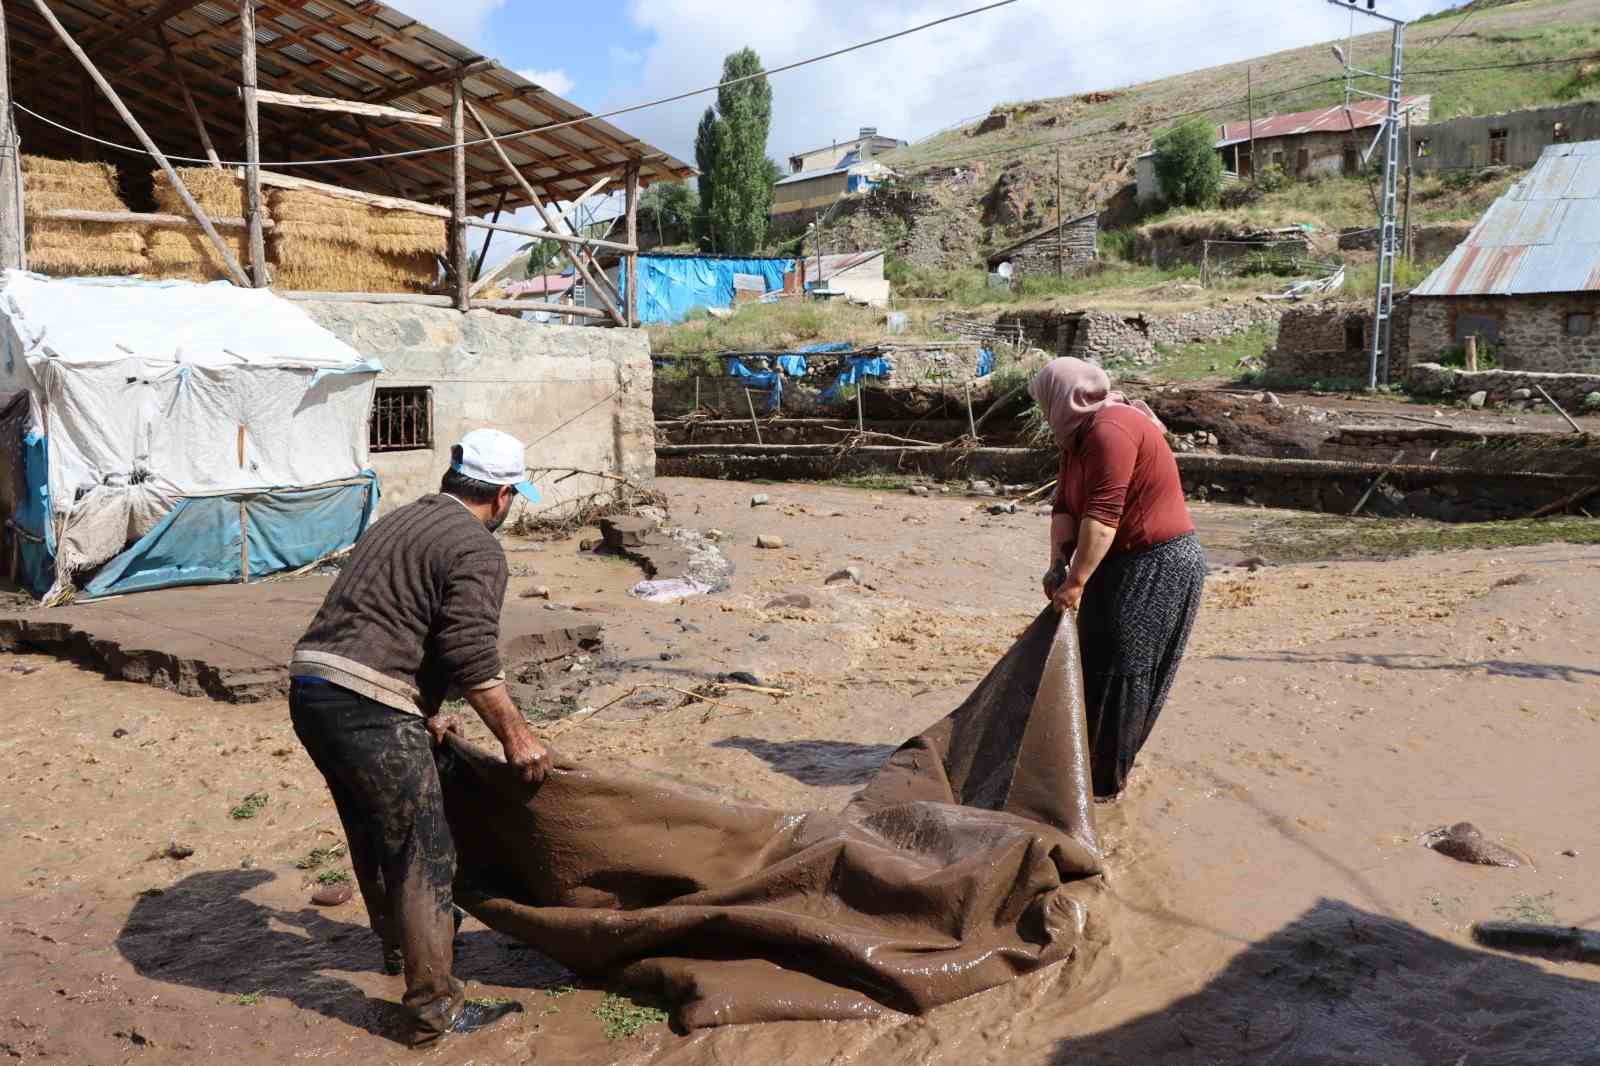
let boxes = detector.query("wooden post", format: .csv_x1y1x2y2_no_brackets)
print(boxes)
1403,108,1414,262
472,189,506,283
239,0,266,286
1247,67,1257,184
1465,335,1478,372
1054,146,1063,278
0,0,25,271
965,380,977,439
856,382,864,433
745,389,762,444
451,76,468,311
159,27,220,168
694,375,701,413
624,162,640,327
29,0,248,286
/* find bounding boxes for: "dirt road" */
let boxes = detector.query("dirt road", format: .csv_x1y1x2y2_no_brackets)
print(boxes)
2,478,1597,1064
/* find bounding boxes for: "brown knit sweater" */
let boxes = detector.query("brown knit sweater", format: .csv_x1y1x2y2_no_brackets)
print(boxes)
291,494,509,716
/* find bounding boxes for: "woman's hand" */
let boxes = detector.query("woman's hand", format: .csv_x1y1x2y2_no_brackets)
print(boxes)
1052,576,1086,613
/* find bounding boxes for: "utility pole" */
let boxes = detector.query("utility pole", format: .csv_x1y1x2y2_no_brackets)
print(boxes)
1403,107,1414,262
0,0,24,270
1326,0,1405,390
1054,145,1063,278
1247,67,1257,183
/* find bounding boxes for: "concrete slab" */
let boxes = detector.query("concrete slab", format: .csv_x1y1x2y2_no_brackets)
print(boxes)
0,577,602,703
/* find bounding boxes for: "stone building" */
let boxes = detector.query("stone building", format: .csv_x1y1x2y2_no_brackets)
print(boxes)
1410,140,1600,374
984,213,1099,282
1266,300,1413,384
1410,101,1600,174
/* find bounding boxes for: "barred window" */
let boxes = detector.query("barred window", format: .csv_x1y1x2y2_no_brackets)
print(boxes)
369,386,433,452
1566,313,1593,338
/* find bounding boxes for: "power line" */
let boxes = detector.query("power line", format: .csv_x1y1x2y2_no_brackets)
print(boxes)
11,0,1018,170
1417,6,1479,53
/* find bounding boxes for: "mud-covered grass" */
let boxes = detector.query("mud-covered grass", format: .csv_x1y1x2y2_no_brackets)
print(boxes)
1246,513,1600,563
1138,324,1277,383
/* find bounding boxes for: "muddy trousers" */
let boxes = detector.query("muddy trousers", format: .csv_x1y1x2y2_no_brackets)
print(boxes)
289,680,463,1042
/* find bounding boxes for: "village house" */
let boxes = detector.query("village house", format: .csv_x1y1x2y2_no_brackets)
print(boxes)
984,213,1100,283
771,127,905,223
788,127,906,175
1409,140,1600,374
1408,100,1600,174
0,0,689,599
1136,96,1432,203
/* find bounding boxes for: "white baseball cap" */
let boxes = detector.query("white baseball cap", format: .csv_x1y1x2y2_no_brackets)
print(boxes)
453,428,540,503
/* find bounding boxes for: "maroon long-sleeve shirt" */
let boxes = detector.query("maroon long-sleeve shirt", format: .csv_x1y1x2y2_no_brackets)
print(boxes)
1053,405,1193,556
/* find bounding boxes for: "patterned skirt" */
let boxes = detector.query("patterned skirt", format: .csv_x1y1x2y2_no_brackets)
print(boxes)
1076,531,1206,798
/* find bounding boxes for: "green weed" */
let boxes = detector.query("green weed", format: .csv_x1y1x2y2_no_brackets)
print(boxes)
229,792,268,820
294,843,345,870
236,991,263,1006
594,992,669,1039
1498,892,1558,924
315,869,349,885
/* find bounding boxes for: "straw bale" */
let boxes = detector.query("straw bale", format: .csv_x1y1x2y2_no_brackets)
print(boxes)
269,235,438,293
26,221,147,276
21,155,125,214
267,188,445,255
146,225,249,282
152,167,246,218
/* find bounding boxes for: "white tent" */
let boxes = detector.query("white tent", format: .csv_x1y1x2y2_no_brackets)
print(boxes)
0,271,380,602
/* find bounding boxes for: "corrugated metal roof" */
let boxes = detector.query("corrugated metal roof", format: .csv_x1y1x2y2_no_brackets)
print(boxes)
1413,140,1600,296
1216,96,1429,144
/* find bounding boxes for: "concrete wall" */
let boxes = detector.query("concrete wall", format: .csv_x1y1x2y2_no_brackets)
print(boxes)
825,256,890,307
300,302,654,519
1411,102,1600,174
1409,293,1600,373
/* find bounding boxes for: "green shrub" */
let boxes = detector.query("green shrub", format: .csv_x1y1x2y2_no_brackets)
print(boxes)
1255,164,1289,193
1152,117,1224,208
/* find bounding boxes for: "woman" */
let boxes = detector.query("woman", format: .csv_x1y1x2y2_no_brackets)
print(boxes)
1030,357,1205,800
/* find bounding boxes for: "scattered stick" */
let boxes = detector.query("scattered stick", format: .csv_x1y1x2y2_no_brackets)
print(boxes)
1387,413,1459,429
745,390,764,445
1534,384,1585,434
1014,479,1058,504
1527,483,1600,520
546,681,790,737
818,425,939,448
1349,450,1406,517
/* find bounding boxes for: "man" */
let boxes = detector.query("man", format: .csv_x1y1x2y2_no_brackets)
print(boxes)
288,428,550,1046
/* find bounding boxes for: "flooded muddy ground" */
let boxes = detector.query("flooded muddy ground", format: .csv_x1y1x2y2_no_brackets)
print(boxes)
2,478,1597,1064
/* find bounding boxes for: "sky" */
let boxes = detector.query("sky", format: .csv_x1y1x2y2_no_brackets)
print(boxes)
396,0,1464,267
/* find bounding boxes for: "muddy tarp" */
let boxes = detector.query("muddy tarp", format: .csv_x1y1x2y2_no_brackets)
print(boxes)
437,608,1106,1028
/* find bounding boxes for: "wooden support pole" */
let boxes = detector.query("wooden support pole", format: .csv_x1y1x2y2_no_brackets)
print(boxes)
556,172,617,224
158,26,220,168
461,99,625,325
1534,383,1584,434
44,207,268,228
745,390,763,444
1465,335,1478,372
0,0,24,270
471,188,506,284
462,216,637,254
253,88,452,129
625,161,640,327
239,0,266,286
965,380,977,439
451,75,468,311
29,0,249,286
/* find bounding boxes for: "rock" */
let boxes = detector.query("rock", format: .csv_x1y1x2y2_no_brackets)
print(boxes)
1265,392,1283,407
1509,388,1533,401
164,842,195,860
721,670,762,687
1422,822,1523,867
1467,391,1488,409
310,882,354,906
967,480,994,496
658,652,675,661
1584,392,1600,412
755,535,785,549
599,515,658,550
112,728,129,739
749,493,770,508
1238,556,1270,572
578,538,598,552
1562,848,1579,858
765,592,814,610
986,502,1017,515
519,585,551,600
825,566,863,585
907,485,929,496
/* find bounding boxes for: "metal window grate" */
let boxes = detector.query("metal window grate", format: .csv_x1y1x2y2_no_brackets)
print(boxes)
369,386,433,452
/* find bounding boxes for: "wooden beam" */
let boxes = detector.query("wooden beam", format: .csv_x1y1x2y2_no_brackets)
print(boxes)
362,58,494,107
450,76,468,311
472,298,606,318
85,0,208,59
29,0,248,286
240,0,266,286
158,25,219,167
278,290,452,306
43,208,271,228
253,88,451,130
463,218,637,255
242,167,452,217
0,0,23,270
471,188,505,286
462,100,624,325
624,161,639,328
556,171,617,224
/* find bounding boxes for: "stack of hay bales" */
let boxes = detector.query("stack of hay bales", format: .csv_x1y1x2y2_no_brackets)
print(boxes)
268,186,443,293
147,167,250,282
20,156,147,276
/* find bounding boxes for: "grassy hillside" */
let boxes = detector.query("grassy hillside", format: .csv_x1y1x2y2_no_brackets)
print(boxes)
867,0,1600,261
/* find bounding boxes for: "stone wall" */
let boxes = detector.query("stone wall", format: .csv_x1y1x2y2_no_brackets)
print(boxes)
998,302,1283,366
1336,222,1471,261
1409,293,1600,373
1410,101,1600,174
988,216,1098,280
1265,299,1413,384
301,303,654,518
1409,362,1600,409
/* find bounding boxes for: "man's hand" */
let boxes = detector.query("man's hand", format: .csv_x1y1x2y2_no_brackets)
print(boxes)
502,731,549,787
425,713,463,746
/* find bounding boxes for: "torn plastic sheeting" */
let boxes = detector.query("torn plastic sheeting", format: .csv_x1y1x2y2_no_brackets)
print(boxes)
631,577,715,602
620,257,796,325
821,355,890,402
774,355,808,377
725,357,783,412
80,474,378,598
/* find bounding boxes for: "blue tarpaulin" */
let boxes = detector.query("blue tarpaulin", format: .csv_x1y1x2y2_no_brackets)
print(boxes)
822,355,891,402
775,355,809,377
82,475,378,598
15,428,53,597
621,256,796,325
725,357,784,412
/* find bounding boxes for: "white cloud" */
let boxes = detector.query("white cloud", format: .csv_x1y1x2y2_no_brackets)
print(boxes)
515,68,577,97
608,0,1457,169
388,0,507,48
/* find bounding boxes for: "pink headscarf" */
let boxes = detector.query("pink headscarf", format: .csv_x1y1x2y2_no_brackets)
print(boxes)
1028,357,1163,446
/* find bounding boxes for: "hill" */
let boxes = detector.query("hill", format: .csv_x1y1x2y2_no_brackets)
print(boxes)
829,0,1600,271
